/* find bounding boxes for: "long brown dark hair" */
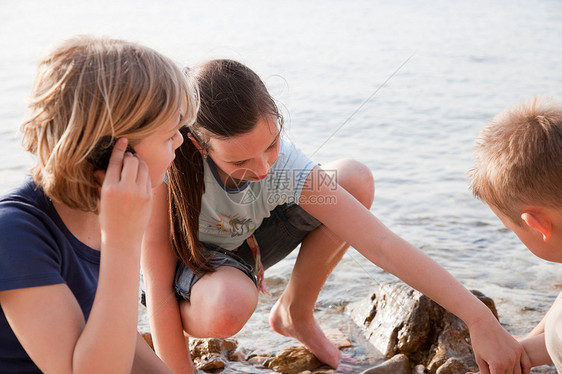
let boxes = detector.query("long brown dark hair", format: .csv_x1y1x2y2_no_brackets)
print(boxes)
168,59,283,273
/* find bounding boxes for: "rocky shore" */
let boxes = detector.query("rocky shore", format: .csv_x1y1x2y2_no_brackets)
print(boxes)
141,282,557,373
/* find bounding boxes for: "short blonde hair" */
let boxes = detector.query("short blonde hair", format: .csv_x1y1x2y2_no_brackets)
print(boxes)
469,97,562,222
21,35,199,212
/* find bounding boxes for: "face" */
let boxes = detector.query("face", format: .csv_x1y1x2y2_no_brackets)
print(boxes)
206,115,281,187
489,205,560,262
132,112,185,187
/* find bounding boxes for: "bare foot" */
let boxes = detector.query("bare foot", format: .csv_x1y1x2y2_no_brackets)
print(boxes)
269,297,343,369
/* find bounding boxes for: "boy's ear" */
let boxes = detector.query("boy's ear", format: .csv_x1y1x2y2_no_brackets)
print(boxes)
186,133,207,156
521,210,552,242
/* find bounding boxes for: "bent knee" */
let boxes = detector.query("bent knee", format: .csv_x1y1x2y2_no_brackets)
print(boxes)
204,291,257,337
329,159,374,208
210,310,252,338
188,267,258,337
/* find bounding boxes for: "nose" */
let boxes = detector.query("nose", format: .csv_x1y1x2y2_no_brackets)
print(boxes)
254,156,270,176
173,130,184,150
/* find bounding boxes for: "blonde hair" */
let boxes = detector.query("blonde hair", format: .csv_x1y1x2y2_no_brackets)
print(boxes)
469,97,562,222
21,35,198,212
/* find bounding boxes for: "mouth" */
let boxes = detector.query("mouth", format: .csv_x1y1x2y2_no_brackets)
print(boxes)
255,174,268,181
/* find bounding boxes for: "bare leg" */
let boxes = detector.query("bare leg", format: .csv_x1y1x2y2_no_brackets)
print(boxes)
269,159,374,369
180,266,258,338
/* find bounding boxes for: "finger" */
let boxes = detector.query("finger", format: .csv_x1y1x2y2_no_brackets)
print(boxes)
513,359,522,374
119,152,139,184
135,157,150,186
520,350,532,374
340,354,357,365
476,358,491,374
335,362,353,373
144,166,152,195
105,138,128,181
137,158,153,196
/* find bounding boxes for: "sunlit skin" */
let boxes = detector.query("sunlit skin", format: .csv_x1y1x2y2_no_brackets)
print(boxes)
489,205,561,262
488,204,562,369
194,115,281,187
0,121,183,374
181,115,371,371
132,112,186,187
146,110,532,373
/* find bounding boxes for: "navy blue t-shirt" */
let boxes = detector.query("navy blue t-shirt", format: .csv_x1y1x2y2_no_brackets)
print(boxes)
0,179,100,373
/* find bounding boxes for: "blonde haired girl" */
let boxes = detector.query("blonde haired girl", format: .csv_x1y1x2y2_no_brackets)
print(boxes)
0,35,198,373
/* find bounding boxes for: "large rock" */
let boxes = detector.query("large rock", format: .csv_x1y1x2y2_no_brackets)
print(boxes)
346,282,494,373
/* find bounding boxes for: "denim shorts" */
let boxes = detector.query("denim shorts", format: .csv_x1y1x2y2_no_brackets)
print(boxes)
174,203,322,301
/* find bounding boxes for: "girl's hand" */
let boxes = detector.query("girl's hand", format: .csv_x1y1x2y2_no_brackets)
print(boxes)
97,138,153,249
468,316,532,374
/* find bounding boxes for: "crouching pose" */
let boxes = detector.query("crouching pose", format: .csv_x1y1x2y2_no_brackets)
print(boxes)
142,59,530,374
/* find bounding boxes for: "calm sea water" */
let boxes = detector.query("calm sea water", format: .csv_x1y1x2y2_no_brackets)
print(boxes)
2,0,562,371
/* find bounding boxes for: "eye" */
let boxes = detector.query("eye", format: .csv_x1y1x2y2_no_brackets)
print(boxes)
232,160,247,167
267,136,280,150
169,131,180,142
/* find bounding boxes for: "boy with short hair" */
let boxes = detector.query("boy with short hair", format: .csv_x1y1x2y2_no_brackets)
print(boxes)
470,97,562,370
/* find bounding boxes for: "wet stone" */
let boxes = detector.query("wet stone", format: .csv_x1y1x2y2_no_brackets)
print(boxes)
346,282,494,374
360,353,410,374
189,337,238,371
264,346,323,374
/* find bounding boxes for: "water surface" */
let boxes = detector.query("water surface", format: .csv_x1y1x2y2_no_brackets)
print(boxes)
1,0,562,371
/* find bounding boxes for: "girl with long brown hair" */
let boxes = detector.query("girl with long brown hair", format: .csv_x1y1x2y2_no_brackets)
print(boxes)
142,59,530,374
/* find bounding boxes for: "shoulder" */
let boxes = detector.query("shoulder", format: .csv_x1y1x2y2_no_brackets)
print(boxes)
278,138,302,158
274,139,316,172
0,178,49,213
0,179,54,239
0,179,65,291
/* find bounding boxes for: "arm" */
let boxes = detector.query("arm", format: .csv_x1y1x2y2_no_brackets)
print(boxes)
519,334,552,368
141,183,196,374
516,292,562,367
0,140,153,373
131,333,174,374
300,165,531,374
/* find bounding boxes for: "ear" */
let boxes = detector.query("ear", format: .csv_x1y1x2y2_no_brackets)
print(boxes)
187,132,207,156
521,210,552,242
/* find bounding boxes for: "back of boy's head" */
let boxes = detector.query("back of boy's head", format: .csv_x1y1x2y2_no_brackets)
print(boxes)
469,97,562,223
188,59,283,148
20,35,198,212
